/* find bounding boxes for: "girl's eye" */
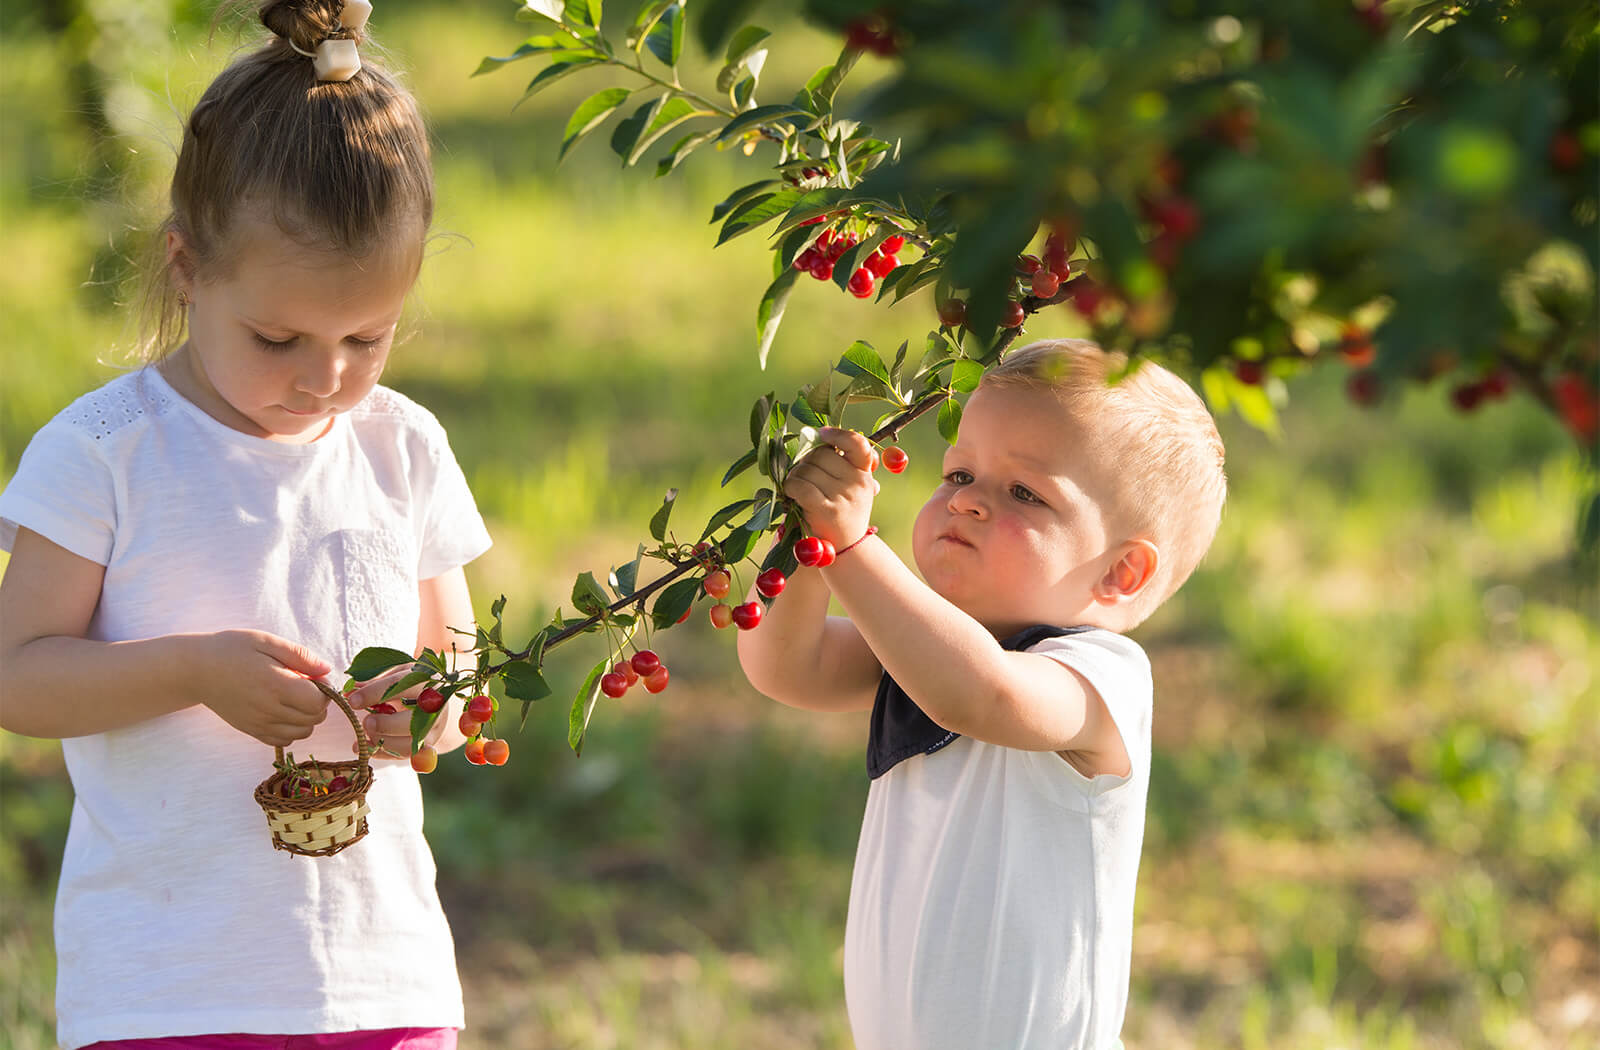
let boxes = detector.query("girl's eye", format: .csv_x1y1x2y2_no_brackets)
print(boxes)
347,334,386,349
1011,483,1043,504
252,333,295,351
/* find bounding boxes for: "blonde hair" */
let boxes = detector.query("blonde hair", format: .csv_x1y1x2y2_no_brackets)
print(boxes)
983,338,1227,625
139,0,434,359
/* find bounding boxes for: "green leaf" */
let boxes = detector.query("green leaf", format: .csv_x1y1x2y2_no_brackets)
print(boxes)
561,87,632,160
937,397,962,445
517,53,606,105
694,0,760,55
628,96,706,167
643,2,683,68
474,31,589,76
756,266,799,368
627,0,673,50
837,341,893,386
610,95,665,163
804,47,860,107
789,395,826,429
651,575,701,630
381,667,436,701
572,571,610,614
951,359,985,393
702,498,755,538
721,521,762,564
567,658,609,756
409,706,442,755
749,393,773,448
565,0,601,30
717,188,805,246
655,129,719,176
717,26,770,93
346,646,415,683
610,546,643,596
648,488,678,541
715,104,809,144
711,179,781,223
501,660,552,703
721,448,758,487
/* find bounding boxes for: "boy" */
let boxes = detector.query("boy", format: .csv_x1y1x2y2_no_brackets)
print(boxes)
737,338,1227,1050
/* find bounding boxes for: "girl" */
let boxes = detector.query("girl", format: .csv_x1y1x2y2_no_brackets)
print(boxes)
0,2,490,1047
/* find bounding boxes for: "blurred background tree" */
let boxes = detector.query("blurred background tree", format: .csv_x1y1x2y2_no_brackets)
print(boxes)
1,1,1596,1048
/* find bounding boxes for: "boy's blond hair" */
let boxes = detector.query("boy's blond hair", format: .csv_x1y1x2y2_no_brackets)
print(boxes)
982,339,1227,626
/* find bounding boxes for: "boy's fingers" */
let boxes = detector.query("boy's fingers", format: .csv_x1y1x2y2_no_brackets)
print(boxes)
813,427,876,471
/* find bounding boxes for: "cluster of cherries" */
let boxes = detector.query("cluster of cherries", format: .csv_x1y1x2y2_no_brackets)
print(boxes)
937,229,1081,332
275,761,350,799
600,648,672,699
794,228,907,300
380,687,509,772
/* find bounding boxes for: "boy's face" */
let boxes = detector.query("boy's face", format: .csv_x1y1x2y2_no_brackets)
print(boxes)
911,383,1126,636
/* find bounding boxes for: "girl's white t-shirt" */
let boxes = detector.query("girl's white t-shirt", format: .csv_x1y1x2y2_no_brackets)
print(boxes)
843,629,1151,1050
0,367,492,1048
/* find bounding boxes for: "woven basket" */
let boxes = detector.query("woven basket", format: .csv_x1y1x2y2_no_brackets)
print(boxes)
252,679,375,857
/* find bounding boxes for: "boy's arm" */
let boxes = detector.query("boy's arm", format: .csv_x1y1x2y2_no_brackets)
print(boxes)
0,527,332,745
735,543,881,713
790,429,1127,769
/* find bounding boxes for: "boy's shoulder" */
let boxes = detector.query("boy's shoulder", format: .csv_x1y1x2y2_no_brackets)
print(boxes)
1024,627,1152,707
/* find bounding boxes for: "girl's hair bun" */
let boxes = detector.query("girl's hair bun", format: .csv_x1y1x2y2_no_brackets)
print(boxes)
259,0,358,56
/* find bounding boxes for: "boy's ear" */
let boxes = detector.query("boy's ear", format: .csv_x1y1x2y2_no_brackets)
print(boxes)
165,229,197,297
1093,540,1159,604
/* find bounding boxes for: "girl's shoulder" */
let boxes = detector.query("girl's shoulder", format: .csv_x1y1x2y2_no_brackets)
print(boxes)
348,384,449,441
44,368,180,445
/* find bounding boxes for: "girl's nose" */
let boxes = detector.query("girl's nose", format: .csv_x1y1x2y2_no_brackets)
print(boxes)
295,351,346,398
946,484,988,519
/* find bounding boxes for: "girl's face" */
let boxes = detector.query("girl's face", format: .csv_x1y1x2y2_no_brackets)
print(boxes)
165,215,418,444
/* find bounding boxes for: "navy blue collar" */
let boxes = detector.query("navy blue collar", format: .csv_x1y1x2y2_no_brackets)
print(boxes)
865,624,1093,779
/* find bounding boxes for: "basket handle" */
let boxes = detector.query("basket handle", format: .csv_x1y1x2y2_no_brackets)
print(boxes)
273,678,375,769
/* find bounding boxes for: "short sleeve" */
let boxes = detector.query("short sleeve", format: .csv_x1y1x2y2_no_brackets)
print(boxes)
415,420,491,581
0,418,118,564
1027,630,1152,789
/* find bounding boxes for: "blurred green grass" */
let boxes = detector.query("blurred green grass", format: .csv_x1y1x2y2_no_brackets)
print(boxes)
3,5,1598,1049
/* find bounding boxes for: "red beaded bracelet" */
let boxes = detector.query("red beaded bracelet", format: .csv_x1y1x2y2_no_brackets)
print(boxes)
835,525,878,556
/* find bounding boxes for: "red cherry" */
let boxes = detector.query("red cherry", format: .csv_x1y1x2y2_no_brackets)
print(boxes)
794,537,827,567
1147,195,1199,239
1347,371,1381,406
459,711,482,737
417,687,446,714
601,672,630,698
1552,372,1599,441
810,258,835,281
464,737,487,765
709,603,734,629
1234,360,1265,386
1338,324,1376,367
1550,130,1581,172
847,268,875,298
1450,382,1486,413
1030,270,1061,298
1049,257,1073,281
880,234,905,255
1044,232,1071,271
1000,301,1026,328
1481,369,1512,400
795,248,821,271
756,568,787,598
612,659,639,685
1070,278,1105,317
798,214,824,227
328,775,350,792
882,446,909,474
643,666,670,694
369,702,398,715
631,650,661,677
466,694,495,723
815,539,837,568
483,738,510,766
410,747,437,774
731,602,764,630
676,606,692,624
865,251,897,278
1018,254,1042,274
938,299,967,327
703,569,732,599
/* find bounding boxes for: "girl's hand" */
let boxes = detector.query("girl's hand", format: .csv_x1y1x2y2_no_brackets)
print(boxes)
783,427,880,547
201,630,332,748
346,666,448,762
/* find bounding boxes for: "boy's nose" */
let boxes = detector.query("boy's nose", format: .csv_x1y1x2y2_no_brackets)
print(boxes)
946,485,988,519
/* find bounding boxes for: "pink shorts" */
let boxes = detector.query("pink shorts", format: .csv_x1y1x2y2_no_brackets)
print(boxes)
82,1029,457,1050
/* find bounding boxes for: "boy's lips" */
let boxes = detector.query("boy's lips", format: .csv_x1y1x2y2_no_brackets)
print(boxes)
937,528,976,548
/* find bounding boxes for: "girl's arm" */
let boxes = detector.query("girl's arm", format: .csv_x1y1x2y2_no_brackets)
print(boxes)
0,527,332,745
735,543,881,713
346,565,480,758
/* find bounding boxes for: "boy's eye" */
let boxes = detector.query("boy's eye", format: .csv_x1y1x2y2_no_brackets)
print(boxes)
944,469,974,485
1011,484,1043,504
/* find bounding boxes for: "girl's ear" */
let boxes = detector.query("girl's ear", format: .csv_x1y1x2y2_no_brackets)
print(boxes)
165,229,197,298
1093,539,1159,604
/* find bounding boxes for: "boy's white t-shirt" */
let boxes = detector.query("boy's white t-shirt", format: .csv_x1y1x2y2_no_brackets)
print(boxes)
0,367,492,1048
843,629,1151,1050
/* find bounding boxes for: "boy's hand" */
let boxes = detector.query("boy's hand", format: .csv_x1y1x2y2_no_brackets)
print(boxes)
200,629,332,748
784,427,880,547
